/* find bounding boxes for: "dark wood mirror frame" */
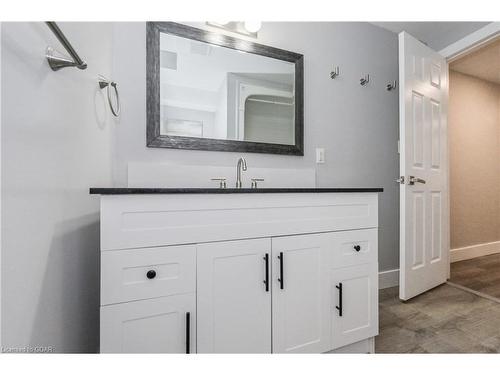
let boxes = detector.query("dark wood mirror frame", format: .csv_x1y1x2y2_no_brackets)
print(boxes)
146,22,304,155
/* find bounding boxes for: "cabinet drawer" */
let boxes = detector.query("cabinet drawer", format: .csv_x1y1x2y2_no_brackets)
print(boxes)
101,245,196,305
329,229,377,269
101,293,196,353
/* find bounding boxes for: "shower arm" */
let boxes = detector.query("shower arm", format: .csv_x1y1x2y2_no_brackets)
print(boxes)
45,21,87,71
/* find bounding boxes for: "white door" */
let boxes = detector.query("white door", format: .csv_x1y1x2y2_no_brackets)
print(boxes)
331,263,378,349
100,293,195,353
399,31,449,300
197,238,272,353
272,234,331,353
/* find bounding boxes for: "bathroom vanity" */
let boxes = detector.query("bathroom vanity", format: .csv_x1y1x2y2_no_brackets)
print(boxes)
96,23,383,354
91,187,382,353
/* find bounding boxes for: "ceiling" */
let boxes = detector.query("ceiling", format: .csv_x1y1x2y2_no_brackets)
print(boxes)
372,22,491,50
450,38,500,84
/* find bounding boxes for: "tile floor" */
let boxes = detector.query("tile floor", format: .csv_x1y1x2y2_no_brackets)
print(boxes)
376,284,500,353
449,253,500,299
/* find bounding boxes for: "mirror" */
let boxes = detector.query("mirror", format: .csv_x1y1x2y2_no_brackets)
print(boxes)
147,22,304,155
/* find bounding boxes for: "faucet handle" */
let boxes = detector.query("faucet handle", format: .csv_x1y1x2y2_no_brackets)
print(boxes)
251,178,265,189
211,177,227,189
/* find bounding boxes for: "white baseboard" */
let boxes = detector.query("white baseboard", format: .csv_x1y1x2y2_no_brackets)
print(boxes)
450,241,500,263
376,241,500,289
379,268,399,289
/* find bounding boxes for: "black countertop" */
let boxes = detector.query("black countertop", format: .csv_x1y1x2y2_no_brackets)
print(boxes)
90,187,383,195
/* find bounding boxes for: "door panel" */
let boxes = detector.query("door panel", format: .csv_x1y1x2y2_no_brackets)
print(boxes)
399,31,449,300
272,234,330,353
197,238,271,353
100,293,195,353
331,264,378,349
411,91,424,168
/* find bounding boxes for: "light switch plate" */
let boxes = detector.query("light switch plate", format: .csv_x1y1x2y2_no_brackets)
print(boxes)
316,148,325,164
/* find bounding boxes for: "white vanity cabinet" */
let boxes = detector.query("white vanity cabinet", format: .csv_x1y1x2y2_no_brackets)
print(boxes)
94,190,381,354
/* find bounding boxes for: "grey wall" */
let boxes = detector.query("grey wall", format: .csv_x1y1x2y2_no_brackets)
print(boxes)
1,22,114,352
112,22,400,272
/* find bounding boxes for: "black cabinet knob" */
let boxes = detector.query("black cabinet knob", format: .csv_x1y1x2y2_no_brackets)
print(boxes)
146,270,157,279
353,245,361,252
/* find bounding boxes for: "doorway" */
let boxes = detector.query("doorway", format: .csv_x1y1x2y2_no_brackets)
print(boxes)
447,38,500,299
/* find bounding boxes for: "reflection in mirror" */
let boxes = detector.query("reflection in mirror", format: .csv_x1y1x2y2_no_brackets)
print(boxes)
159,32,296,145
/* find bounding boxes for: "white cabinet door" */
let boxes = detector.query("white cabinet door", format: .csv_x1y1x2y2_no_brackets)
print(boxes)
197,239,272,353
100,293,195,353
331,263,378,349
272,234,331,353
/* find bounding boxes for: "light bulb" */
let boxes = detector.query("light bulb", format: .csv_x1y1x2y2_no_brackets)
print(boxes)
244,21,262,33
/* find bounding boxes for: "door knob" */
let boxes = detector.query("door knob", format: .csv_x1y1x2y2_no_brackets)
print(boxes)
408,176,426,185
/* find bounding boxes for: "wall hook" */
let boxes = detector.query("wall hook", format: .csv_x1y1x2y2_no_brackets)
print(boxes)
360,74,370,86
330,66,340,79
386,80,397,91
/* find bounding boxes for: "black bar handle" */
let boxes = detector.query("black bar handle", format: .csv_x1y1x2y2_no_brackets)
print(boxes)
278,252,284,290
185,312,190,354
263,253,270,292
336,283,343,317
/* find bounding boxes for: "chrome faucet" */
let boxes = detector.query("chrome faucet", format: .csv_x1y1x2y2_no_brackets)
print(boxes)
236,157,247,188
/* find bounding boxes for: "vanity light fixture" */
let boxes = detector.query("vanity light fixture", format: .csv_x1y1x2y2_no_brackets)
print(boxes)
243,21,262,33
206,21,261,38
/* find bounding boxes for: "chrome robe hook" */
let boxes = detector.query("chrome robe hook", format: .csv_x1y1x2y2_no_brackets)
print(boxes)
386,80,397,91
98,75,120,117
330,66,340,79
360,74,370,86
